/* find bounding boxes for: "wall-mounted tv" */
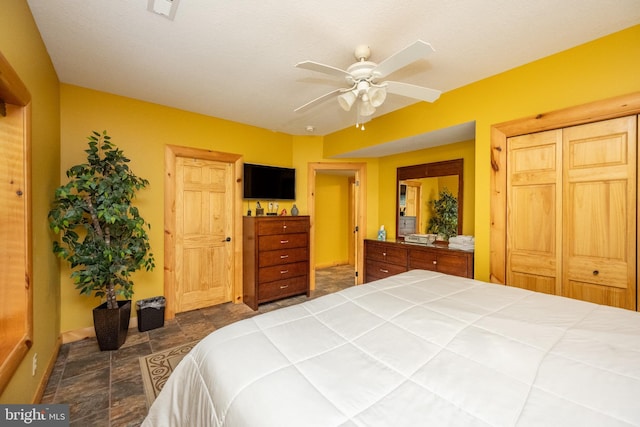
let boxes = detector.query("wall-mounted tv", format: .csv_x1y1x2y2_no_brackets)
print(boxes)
243,163,296,200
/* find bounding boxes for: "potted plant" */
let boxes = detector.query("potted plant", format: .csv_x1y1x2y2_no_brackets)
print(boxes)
48,131,155,350
427,187,458,241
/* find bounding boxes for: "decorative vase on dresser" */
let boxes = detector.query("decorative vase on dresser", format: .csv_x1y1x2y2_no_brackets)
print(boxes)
243,215,310,310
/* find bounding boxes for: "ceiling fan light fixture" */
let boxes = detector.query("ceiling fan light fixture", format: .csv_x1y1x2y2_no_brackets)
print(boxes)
294,40,441,131
368,86,387,107
337,91,357,111
358,99,376,117
356,112,371,131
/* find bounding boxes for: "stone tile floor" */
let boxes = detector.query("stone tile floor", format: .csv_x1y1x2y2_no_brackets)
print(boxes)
41,265,355,426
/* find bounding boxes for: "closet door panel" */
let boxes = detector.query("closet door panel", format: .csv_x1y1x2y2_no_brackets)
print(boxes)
508,272,556,295
507,130,563,294
563,116,637,310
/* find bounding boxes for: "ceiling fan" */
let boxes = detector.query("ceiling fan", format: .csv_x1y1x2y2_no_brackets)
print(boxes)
294,40,442,128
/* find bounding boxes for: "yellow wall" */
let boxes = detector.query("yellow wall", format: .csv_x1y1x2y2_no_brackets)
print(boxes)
291,135,381,238
59,84,298,332
314,174,350,267
379,140,475,238
5,3,639,402
59,87,378,332
0,0,61,403
325,24,640,281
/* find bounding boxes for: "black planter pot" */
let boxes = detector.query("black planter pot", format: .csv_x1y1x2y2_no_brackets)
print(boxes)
92,300,131,351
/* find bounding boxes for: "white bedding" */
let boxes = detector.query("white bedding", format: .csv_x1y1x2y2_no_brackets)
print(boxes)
142,270,640,426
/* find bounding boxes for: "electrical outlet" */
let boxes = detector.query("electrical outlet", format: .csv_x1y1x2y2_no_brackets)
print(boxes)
32,353,38,376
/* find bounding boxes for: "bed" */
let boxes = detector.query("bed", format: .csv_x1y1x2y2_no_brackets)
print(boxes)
142,270,640,426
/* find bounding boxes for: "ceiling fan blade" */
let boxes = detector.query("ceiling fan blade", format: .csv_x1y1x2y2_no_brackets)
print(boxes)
384,81,441,103
294,88,343,113
373,40,435,78
295,61,351,78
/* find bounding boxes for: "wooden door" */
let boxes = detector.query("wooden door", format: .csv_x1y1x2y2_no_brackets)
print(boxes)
348,177,356,267
507,129,563,294
351,176,360,285
562,117,637,309
405,183,418,216
175,157,233,312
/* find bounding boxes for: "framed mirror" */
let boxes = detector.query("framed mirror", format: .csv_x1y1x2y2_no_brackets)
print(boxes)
396,159,463,238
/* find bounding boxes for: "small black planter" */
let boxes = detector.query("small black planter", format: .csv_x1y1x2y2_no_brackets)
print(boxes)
92,300,131,351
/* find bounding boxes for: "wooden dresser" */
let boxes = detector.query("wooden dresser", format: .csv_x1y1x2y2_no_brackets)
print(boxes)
243,216,310,310
364,239,474,282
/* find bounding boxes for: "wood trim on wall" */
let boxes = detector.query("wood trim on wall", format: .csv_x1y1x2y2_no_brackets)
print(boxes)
0,51,31,106
0,51,33,396
32,336,61,403
164,145,243,319
490,92,640,292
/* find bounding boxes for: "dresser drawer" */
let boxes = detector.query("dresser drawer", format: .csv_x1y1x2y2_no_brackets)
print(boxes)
409,247,471,277
259,261,308,283
434,252,470,276
363,239,473,283
259,233,308,251
365,259,407,281
258,219,309,235
244,216,310,310
365,241,407,265
259,248,308,267
258,276,308,301
408,250,437,271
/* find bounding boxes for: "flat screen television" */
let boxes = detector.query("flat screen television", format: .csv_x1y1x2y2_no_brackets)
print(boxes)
243,163,296,200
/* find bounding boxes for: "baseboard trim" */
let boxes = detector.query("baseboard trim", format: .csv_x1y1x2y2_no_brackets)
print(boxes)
61,316,139,344
32,336,61,403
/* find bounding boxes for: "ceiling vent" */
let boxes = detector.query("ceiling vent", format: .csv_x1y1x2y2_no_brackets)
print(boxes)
147,0,180,20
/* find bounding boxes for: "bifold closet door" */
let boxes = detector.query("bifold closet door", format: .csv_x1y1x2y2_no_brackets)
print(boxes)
506,129,563,295
562,116,637,310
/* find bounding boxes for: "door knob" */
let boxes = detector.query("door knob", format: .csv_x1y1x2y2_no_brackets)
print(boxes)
222,237,231,242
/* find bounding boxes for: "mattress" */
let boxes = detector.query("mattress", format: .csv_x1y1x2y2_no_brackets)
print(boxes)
142,270,640,426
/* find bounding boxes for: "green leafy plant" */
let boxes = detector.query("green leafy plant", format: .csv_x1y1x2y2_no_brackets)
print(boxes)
48,131,155,309
427,187,458,240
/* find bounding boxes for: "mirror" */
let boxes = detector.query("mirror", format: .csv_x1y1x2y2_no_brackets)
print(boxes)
396,159,463,238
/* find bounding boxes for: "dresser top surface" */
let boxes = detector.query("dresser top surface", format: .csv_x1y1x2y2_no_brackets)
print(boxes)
365,239,474,254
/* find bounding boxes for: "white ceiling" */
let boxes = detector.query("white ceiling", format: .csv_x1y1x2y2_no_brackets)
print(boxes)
27,0,640,138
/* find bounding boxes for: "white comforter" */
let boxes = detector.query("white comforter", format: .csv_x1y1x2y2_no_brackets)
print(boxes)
143,270,640,426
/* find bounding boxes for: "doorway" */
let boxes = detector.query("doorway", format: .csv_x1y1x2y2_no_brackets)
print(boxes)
164,145,243,318
308,162,366,289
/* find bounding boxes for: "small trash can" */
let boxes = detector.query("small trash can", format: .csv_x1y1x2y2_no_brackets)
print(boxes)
136,296,166,332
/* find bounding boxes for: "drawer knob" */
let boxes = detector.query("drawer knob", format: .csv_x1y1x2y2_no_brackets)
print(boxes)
280,254,289,259
283,225,287,229
280,270,289,274
433,261,437,265
280,284,289,289
380,268,389,273
382,252,387,257
593,270,599,276
280,240,289,244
